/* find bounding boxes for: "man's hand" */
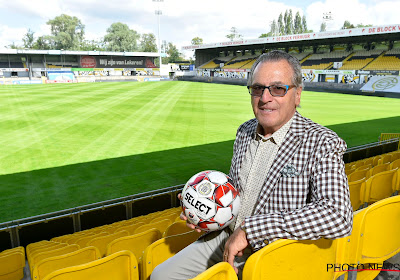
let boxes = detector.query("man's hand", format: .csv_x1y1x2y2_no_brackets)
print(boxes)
178,193,202,233
223,226,249,274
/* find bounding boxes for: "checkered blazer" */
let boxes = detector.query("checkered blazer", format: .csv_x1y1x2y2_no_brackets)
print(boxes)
229,111,353,251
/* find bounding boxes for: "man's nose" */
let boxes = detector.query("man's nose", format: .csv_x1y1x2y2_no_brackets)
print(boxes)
260,89,274,103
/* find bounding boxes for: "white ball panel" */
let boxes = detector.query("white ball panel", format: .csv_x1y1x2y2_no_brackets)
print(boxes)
205,223,220,231
208,171,228,184
213,207,233,224
218,190,233,207
231,196,241,217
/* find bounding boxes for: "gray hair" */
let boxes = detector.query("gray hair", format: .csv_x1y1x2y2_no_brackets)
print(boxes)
247,50,303,88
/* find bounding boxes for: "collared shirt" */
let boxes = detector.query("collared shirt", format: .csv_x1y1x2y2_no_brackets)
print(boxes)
230,115,294,231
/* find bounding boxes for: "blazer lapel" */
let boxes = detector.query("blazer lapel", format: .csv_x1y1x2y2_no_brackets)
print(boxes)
254,111,306,215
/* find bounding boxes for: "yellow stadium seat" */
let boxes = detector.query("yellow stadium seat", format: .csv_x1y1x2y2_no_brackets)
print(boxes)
74,231,108,248
30,244,80,274
134,219,172,235
107,228,162,279
163,221,193,237
106,228,161,259
0,250,25,280
28,243,69,264
0,247,24,257
362,169,398,207
352,160,365,169
348,169,369,182
151,212,180,224
189,262,238,280
349,179,365,211
32,246,101,280
242,237,348,279
355,164,372,172
363,158,374,166
365,163,390,178
86,230,129,257
27,241,59,257
390,158,400,170
113,222,145,235
142,231,201,280
348,196,400,280
41,250,139,280
378,154,393,165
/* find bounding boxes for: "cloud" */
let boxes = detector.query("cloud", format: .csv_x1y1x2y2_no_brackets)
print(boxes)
0,25,27,49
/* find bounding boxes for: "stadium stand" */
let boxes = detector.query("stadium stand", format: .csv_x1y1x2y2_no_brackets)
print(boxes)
348,179,364,211
41,250,139,280
189,262,237,280
134,219,172,235
162,221,193,237
339,49,384,70
86,230,129,257
222,55,258,69
301,51,351,70
364,48,400,70
199,56,235,69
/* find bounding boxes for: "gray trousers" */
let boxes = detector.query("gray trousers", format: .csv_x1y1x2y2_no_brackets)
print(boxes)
150,228,251,280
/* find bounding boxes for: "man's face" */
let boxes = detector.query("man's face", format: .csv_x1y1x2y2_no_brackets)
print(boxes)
250,59,302,137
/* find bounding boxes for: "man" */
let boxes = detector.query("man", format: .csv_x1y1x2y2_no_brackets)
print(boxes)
151,50,353,280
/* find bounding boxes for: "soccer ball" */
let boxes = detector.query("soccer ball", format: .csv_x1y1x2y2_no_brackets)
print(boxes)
181,170,241,232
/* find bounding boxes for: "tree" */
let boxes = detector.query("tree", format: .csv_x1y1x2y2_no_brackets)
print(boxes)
7,42,20,49
356,23,373,28
23,29,35,49
80,39,105,51
342,20,355,29
302,15,311,33
33,36,51,50
284,10,288,35
294,11,303,34
287,9,294,35
47,14,85,50
270,20,278,36
278,13,284,35
226,27,242,41
166,42,183,63
103,22,140,52
320,22,327,32
191,37,203,45
140,33,157,52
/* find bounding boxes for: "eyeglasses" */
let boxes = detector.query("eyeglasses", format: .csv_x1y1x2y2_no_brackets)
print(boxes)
247,84,296,97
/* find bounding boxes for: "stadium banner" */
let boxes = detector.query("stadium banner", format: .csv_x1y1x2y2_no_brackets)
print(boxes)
302,69,317,83
12,80,43,85
369,70,399,76
213,70,247,79
0,68,29,72
361,76,400,92
79,56,157,69
184,24,400,50
47,71,76,83
340,73,360,84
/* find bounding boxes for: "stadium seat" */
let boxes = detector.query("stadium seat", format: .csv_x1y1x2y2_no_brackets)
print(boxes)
74,231,109,248
107,228,162,278
113,222,146,235
142,231,202,280
365,163,390,178
348,196,400,280
41,250,139,280
189,262,238,280
363,157,374,166
32,246,101,280
352,160,366,169
362,169,398,207
0,248,25,280
30,244,80,274
378,154,393,165
28,242,69,264
151,212,180,224
355,164,372,172
162,221,193,237
27,241,59,257
390,158,400,170
349,179,365,211
86,230,129,257
348,169,369,182
134,219,172,235
242,236,349,279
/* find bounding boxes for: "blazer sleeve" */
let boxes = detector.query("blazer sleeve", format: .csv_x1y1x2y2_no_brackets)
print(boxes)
243,135,353,251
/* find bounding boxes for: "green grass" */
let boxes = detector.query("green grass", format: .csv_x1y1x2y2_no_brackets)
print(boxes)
0,81,399,222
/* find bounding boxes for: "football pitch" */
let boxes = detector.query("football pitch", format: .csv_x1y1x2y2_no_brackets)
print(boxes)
0,81,399,223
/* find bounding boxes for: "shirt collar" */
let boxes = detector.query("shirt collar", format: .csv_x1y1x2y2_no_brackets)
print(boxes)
254,114,295,147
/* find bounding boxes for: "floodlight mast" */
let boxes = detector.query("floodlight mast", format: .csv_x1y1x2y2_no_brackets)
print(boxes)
153,0,163,70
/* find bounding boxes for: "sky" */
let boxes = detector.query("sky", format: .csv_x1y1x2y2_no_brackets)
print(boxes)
0,0,399,59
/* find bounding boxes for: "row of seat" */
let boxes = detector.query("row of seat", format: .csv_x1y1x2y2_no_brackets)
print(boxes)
21,207,201,280
345,150,400,175
192,194,400,280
